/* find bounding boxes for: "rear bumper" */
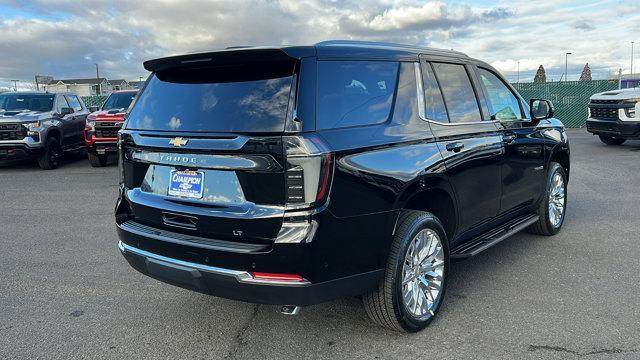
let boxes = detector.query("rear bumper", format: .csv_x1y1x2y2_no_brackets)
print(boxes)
118,240,382,306
586,118,640,139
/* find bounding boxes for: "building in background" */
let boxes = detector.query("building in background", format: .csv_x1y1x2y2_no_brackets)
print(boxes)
127,80,145,89
620,74,640,88
43,78,135,96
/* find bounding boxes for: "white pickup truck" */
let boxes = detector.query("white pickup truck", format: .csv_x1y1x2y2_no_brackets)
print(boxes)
586,88,640,145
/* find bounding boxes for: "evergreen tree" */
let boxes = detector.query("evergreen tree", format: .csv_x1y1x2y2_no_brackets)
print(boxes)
580,63,592,81
534,65,547,83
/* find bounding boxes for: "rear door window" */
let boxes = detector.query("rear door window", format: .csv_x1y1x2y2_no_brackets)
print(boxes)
432,63,482,123
421,62,449,122
126,62,295,133
317,61,399,130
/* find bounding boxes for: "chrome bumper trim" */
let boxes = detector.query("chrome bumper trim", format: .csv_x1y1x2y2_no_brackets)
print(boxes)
118,241,311,287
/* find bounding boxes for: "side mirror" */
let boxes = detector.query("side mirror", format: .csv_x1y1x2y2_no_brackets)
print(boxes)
529,99,554,121
88,106,99,112
57,107,74,117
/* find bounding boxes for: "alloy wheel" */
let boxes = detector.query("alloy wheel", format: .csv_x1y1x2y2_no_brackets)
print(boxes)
548,172,566,228
401,228,445,319
50,143,61,167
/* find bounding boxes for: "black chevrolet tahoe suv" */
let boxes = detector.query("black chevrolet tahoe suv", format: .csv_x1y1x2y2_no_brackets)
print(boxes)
0,91,88,169
116,41,570,332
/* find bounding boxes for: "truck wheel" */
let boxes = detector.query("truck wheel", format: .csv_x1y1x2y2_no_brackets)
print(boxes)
363,210,449,332
599,135,626,146
529,162,567,236
37,137,62,170
88,152,108,167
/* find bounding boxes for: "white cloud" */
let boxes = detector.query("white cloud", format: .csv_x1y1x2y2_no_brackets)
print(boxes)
0,0,637,84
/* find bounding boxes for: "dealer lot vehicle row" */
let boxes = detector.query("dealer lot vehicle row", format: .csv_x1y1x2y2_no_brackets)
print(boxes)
0,90,136,169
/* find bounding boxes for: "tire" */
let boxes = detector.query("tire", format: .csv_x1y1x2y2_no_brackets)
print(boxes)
37,137,62,170
599,135,626,146
88,152,108,167
528,162,567,236
363,210,449,332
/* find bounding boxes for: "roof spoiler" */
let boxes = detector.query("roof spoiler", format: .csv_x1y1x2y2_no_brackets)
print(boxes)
143,46,315,73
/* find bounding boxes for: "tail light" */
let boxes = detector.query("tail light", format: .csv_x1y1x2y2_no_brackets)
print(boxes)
283,134,333,210
117,131,125,185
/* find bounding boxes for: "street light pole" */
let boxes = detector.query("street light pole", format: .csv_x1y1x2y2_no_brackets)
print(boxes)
565,52,572,82
10,80,19,91
95,63,100,95
631,41,635,76
517,61,520,83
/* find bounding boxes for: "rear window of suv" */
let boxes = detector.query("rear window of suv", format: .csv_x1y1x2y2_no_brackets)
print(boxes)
126,62,294,133
317,61,399,130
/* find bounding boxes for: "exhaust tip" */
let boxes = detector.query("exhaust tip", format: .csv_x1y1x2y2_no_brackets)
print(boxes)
280,305,301,316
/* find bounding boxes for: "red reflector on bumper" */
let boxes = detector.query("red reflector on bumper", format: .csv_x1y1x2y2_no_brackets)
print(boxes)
250,272,305,282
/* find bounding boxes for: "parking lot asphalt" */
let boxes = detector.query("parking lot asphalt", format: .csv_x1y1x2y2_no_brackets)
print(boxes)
1,129,639,359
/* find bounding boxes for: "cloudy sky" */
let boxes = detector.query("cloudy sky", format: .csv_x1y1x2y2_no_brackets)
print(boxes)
0,0,639,90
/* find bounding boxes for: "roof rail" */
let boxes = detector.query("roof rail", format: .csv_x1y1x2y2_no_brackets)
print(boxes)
315,39,468,57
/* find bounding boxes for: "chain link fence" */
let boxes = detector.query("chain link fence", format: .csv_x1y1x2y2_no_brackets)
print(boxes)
82,80,620,129
81,96,107,108
512,80,619,128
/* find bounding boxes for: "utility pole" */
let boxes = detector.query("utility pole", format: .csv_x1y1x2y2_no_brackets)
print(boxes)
95,63,100,95
631,41,635,76
565,52,572,82
619,68,623,89
10,80,19,91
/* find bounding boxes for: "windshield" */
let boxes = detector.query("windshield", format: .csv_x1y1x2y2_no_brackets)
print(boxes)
126,62,294,133
0,94,55,112
102,92,137,111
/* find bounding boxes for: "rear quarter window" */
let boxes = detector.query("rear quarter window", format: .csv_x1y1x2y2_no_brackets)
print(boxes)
317,61,399,130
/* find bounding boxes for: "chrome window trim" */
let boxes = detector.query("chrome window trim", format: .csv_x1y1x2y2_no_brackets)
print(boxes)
414,60,501,127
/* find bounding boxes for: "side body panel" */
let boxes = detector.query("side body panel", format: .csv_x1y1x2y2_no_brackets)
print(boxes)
419,58,504,242
314,61,447,278
469,64,546,215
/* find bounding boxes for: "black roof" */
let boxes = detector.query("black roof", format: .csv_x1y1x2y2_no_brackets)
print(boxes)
144,40,470,72
314,40,467,58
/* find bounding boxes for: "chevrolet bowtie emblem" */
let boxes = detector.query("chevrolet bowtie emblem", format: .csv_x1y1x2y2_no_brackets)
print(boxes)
169,137,188,147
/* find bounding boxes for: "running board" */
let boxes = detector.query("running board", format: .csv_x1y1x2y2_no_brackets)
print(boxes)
450,214,539,260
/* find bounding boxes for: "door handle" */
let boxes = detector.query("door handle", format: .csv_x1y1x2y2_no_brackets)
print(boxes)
503,134,517,144
445,142,464,152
